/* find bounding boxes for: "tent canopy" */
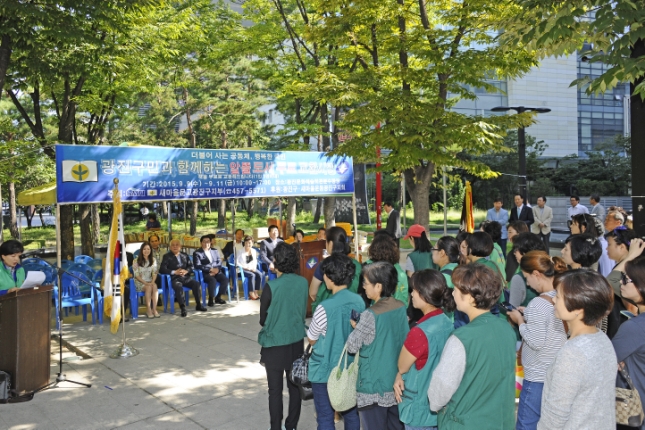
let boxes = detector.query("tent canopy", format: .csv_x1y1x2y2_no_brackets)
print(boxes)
17,182,56,206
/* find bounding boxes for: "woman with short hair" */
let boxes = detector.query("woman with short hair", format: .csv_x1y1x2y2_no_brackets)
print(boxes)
538,270,616,429
258,243,309,430
508,233,548,308
307,253,365,430
428,264,516,429
394,270,455,430
309,226,362,312
367,234,409,305
612,242,645,430
347,261,409,430
0,240,25,294
560,233,602,270
480,220,506,277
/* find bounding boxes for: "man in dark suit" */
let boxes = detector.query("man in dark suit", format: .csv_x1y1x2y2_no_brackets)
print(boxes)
222,229,245,260
383,201,401,247
160,239,207,317
509,194,534,228
193,235,229,306
260,225,283,272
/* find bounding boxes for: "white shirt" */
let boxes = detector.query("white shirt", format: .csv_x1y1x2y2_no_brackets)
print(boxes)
567,204,589,219
203,247,213,263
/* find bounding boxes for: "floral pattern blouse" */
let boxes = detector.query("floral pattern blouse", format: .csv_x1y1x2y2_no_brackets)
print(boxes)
132,258,158,292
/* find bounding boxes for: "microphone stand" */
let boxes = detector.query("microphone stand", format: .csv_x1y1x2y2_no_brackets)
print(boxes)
37,267,92,392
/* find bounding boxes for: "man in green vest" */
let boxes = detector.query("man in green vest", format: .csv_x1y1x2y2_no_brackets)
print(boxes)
428,264,516,429
307,253,365,429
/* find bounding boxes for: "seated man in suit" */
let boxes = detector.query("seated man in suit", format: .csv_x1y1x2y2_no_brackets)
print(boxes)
160,239,207,317
193,235,228,306
260,225,283,272
509,193,534,228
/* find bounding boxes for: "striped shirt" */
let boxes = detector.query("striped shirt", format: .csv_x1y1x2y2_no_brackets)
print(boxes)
306,305,328,340
519,290,568,382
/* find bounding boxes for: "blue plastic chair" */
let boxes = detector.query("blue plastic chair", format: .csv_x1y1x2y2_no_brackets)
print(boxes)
128,277,164,319
54,271,103,329
252,247,270,288
74,255,94,265
227,254,249,300
61,260,74,270
194,269,228,306
133,250,140,258
160,273,205,314
22,263,58,286
21,257,52,267
66,263,95,291
92,269,103,283
87,258,103,272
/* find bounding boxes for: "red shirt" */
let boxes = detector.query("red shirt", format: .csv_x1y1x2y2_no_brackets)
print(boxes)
403,309,444,370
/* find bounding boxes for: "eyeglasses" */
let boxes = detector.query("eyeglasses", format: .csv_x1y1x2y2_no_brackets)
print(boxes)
430,248,440,252
621,272,633,285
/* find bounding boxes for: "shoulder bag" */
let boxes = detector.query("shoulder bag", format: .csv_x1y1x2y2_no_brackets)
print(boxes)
616,367,645,427
327,344,359,412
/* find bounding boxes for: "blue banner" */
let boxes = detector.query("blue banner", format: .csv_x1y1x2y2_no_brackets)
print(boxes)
55,145,354,204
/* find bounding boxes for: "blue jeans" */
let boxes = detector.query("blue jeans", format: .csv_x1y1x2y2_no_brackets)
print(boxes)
516,379,544,430
311,382,360,430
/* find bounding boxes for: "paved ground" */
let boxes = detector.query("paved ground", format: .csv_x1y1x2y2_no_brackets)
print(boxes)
0,300,337,430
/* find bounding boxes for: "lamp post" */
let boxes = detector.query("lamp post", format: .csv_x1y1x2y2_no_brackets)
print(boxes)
491,106,551,203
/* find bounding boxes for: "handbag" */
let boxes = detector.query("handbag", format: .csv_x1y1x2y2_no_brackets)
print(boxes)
616,367,645,427
327,344,359,412
290,345,314,401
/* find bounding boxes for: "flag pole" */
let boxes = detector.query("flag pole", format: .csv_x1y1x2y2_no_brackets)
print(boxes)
110,178,139,359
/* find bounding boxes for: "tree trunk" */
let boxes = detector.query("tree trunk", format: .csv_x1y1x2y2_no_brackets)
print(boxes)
60,205,75,260
313,197,323,223
0,183,3,243
23,207,35,228
248,198,255,217
8,182,18,239
323,197,336,227
286,197,297,237
190,201,198,236
160,201,167,217
38,207,45,228
217,199,227,229
404,162,435,227
0,34,11,97
79,204,94,257
91,204,100,244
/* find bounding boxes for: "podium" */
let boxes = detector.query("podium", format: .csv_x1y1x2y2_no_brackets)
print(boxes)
0,286,52,395
292,241,325,317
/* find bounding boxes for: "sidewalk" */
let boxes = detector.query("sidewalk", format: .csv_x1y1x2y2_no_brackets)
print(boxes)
0,301,332,430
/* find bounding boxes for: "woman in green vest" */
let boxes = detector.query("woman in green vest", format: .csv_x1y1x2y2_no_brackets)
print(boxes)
464,232,505,318
347,261,409,430
432,236,469,328
258,243,309,430
404,224,436,277
307,253,365,430
309,226,362,313
0,240,25,295
508,233,548,308
479,220,506,278
428,264,517,429
366,232,408,306
393,269,455,430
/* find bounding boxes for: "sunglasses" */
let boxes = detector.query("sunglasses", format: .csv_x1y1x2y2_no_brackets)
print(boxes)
621,272,633,285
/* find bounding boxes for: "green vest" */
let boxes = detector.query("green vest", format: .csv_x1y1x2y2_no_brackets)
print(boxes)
309,289,366,383
437,312,516,430
357,298,409,395
473,258,507,321
311,258,362,313
408,250,437,272
0,264,25,291
394,263,409,305
440,263,458,289
258,273,309,348
399,313,453,427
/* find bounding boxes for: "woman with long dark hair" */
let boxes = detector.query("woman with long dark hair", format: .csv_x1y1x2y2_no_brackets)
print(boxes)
132,241,159,318
394,269,455,430
309,226,361,312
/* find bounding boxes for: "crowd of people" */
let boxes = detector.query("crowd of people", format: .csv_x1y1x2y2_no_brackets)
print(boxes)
258,196,645,430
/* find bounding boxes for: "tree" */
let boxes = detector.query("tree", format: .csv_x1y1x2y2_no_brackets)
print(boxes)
245,0,538,227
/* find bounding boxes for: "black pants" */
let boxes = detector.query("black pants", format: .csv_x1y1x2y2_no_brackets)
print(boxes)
265,366,301,430
538,232,550,251
171,277,202,309
203,271,228,301
358,405,403,430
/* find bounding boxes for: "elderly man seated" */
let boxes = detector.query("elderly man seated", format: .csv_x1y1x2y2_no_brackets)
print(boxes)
160,239,207,317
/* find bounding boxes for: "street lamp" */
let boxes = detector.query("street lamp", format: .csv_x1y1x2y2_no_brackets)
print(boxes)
491,106,551,203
